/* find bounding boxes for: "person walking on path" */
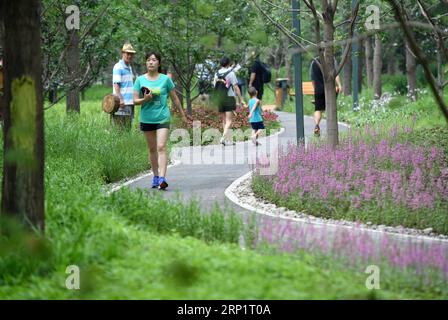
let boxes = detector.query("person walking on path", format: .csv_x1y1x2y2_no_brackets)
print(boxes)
248,52,265,103
213,56,246,146
113,43,137,126
310,56,342,136
247,87,264,146
133,51,188,190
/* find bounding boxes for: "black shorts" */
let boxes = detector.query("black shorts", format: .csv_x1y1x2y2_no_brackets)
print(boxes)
218,96,236,113
256,88,264,100
140,122,170,131
314,92,339,111
314,93,326,111
250,121,265,130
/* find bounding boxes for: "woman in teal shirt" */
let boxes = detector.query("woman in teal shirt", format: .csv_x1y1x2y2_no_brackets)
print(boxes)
134,51,187,190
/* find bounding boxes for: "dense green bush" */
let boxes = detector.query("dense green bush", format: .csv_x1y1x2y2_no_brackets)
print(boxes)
382,74,408,95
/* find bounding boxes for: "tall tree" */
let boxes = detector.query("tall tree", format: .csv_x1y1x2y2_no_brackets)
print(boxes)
254,0,359,146
372,34,382,99
343,13,353,96
415,0,448,94
41,0,121,111
406,39,418,101
364,36,374,88
66,29,80,113
1,0,45,231
387,0,448,122
305,0,360,147
357,37,364,93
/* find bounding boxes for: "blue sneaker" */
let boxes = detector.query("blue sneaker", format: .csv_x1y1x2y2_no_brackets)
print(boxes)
151,176,159,188
158,177,168,190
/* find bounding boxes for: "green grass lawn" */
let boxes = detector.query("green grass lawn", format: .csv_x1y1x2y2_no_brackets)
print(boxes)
3,228,441,299
0,85,446,299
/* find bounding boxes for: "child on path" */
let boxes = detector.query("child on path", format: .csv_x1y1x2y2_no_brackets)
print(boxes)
247,87,264,146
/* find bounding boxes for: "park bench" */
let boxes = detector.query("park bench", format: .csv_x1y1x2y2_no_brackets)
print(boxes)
288,81,315,96
275,78,315,109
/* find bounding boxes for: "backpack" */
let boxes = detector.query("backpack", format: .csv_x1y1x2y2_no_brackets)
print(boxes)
309,57,319,81
259,61,271,83
213,67,234,103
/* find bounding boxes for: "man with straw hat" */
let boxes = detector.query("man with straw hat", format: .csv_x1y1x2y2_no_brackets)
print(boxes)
112,43,136,126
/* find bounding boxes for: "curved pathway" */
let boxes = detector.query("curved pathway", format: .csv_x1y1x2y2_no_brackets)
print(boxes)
128,111,343,212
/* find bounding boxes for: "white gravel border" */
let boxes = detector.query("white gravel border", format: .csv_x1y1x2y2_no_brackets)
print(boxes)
225,171,448,244
106,160,181,195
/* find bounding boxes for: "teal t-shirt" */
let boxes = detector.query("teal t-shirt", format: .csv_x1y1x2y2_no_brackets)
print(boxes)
248,98,263,123
133,74,175,124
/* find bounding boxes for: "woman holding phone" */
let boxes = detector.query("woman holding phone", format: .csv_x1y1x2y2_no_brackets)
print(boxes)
134,51,187,190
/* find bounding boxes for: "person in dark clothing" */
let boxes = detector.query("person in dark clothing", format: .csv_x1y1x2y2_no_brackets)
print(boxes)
248,52,264,102
310,56,342,136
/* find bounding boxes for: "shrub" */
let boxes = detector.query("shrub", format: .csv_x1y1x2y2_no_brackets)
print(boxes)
382,74,408,95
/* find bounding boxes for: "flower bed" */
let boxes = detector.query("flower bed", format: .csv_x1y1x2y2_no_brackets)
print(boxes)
173,104,279,129
252,126,448,235
171,104,281,145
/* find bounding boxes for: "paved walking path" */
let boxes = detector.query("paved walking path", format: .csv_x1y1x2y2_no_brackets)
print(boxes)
129,111,341,213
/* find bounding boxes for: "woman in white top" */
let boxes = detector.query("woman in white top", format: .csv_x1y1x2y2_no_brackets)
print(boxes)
213,56,246,146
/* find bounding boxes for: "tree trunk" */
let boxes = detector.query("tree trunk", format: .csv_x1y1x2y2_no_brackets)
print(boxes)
185,79,192,116
365,36,374,88
343,14,352,96
406,39,418,101
285,55,292,84
0,12,4,120
170,67,184,108
0,9,3,54
2,0,45,231
358,38,364,93
387,55,398,75
104,61,115,87
322,10,338,148
436,42,444,95
373,34,382,100
66,29,80,113
343,48,352,96
285,55,293,100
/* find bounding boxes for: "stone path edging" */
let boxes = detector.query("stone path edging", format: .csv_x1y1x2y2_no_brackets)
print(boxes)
106,160,182,195
225,170,448,244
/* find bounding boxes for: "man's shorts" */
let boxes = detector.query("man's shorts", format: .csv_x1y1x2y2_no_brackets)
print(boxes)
314,93,326,111
250,121,265,130
314,92,339,112
140,122,170,132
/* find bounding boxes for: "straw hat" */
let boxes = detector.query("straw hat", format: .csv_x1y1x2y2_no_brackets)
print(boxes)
121,43,136,54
